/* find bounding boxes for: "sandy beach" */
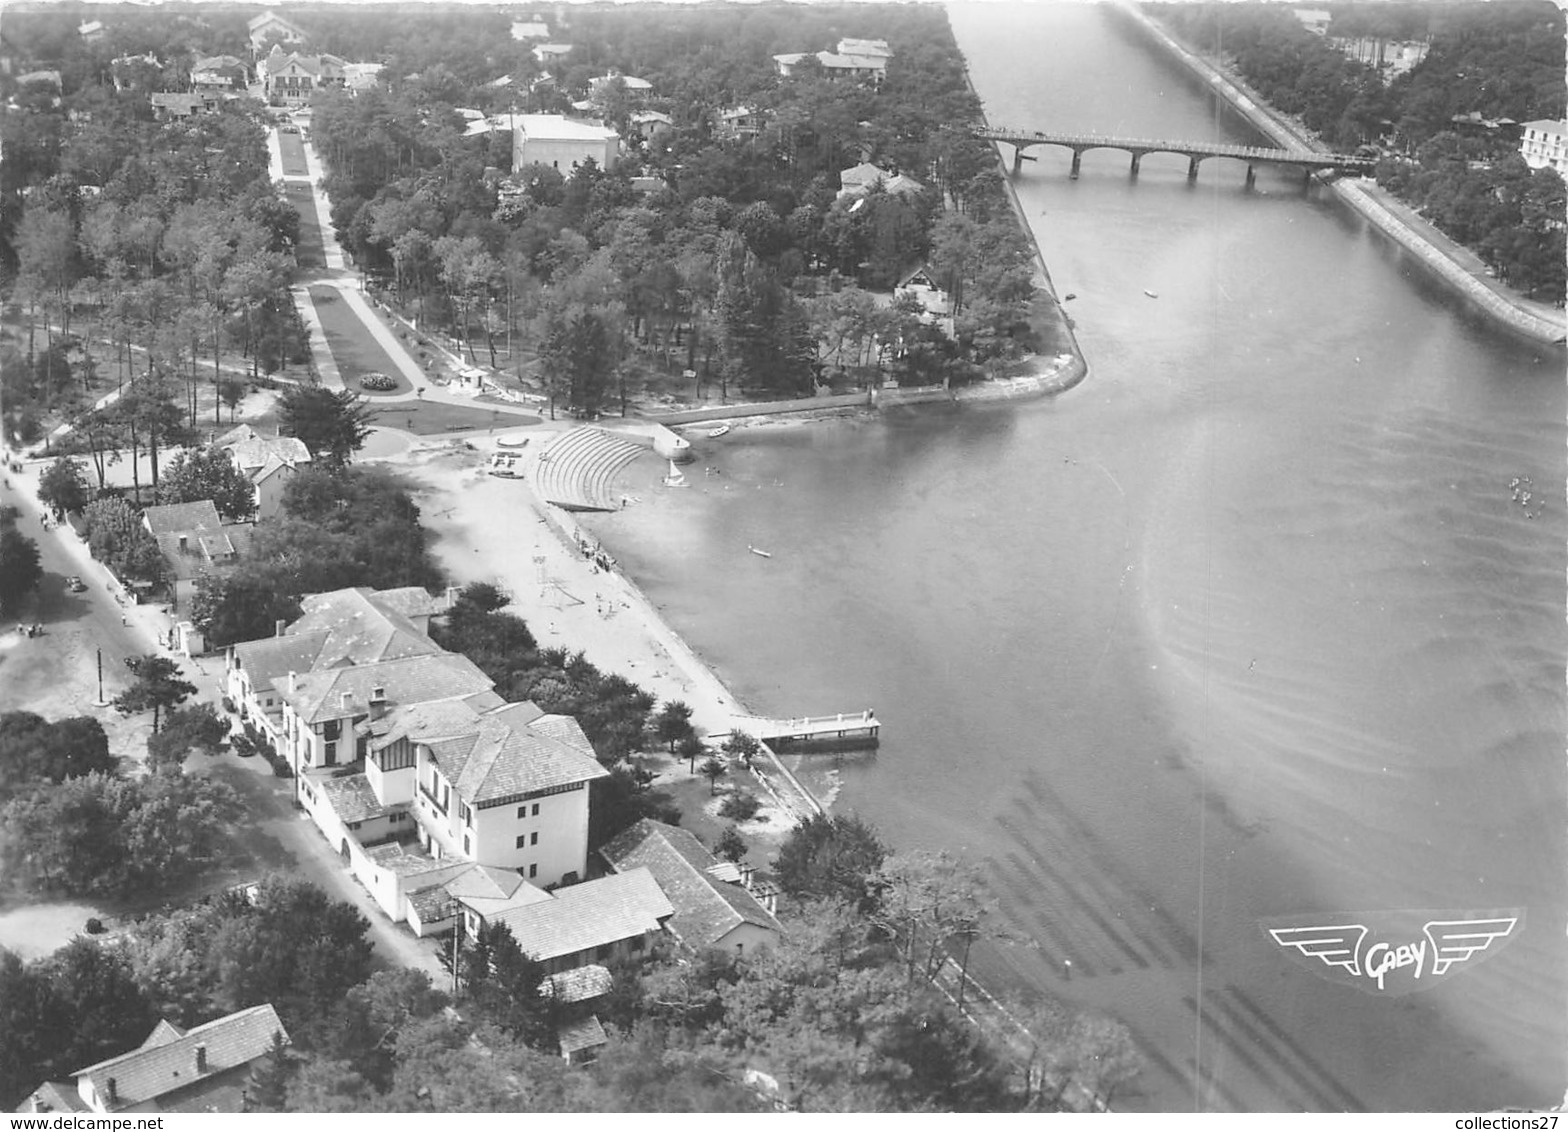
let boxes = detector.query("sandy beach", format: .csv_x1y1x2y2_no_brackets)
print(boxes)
380,427,818,841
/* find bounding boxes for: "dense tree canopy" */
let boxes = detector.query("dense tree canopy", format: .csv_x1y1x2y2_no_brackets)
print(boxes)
0,711,114,798
0,769,237,896
1154,1,1567,303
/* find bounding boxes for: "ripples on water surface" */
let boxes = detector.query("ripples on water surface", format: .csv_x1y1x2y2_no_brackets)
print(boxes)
584,1,1565,1112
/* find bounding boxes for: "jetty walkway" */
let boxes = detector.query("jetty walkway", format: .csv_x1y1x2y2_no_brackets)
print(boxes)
737,711,881,750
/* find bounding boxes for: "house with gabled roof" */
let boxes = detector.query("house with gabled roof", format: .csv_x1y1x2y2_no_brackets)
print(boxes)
259,44,344,107
717,105,766,139
774,38,892,84
215,424,312,520
482,866,672,974
359,695,610,886
14,1004,289,1115
248,11,307,53
191,54,249,94
837,161,925,201
600,819,781,955
140,499,253,614
225,584,450,764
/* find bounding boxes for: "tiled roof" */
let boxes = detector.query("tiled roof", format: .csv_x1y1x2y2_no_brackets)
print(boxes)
836,37,893,57
600,819,780,949
408,884,458,922
140,1020,186,1049
448,714,608,805
17,1081,87,1113
75,1004,288,1112
369,586,446,620
152,522,250,582
445,865,553,919
142,500,223,536
150,92,204,114
366,841,467,881
492,868,672,963
557,1014,607,1057
276,652,494,725
441,863,528,902
224,435,311,477
378,699,606,806
287,588,445,670
321,774,397,824
541,964,612,1005
192,54,245,73
232,632,330,695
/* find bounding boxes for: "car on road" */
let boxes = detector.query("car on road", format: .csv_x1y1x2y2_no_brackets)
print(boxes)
66,576,86,593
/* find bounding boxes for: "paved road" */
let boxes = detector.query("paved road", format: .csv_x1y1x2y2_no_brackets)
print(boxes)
0,469,450,982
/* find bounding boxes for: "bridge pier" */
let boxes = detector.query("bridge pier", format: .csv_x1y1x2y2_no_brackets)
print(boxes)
1069,149,1081,180
1187,155,1201,180
1129,153,1141,177
1245,164,1256,189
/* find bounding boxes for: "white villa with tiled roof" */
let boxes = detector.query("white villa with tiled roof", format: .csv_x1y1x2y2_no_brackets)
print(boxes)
223,585,701,992
226,585,447,752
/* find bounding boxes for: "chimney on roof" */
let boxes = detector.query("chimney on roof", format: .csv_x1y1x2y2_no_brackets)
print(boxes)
275,618,286,637
340,690,353,712
194,1044,207,1073
369,685,388,721
106,1078,117,1104
288,670,297,694
178,535,189,552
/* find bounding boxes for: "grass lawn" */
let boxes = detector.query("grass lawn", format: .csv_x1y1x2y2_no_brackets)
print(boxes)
363,398,539,436
277,132,309,177
286,183,325,270
307,286,414,396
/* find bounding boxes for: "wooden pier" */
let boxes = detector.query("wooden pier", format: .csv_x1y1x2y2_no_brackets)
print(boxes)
742,710,881,751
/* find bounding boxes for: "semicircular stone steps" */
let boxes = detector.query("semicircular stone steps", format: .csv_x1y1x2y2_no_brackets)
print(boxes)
532,427,649,511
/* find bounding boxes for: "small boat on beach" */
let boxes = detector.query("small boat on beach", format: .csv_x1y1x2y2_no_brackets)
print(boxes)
1143,289,1159,299
662,459,688,487
1063,293,1077,301
707,424,731,438
748,545,772,558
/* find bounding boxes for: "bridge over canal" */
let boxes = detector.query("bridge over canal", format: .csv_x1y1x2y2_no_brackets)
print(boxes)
973,125,1376,186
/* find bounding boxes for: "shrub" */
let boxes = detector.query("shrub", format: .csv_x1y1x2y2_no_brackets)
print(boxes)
85,917,105,934
718,791,762,822
359,372,396,391
221,695,236,714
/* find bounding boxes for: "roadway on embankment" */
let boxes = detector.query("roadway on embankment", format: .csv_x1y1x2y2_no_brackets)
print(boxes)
1110,0,1566,346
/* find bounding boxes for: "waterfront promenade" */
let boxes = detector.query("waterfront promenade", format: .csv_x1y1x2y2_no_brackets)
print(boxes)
1110,0,1566,346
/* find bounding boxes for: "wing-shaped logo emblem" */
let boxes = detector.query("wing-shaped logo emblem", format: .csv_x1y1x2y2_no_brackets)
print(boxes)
1267,924,1367,977
1424,917,1518,977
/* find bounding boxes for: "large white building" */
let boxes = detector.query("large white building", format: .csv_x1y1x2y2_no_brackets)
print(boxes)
511,114,620,173
226,586,611,932
1519,120,1568,176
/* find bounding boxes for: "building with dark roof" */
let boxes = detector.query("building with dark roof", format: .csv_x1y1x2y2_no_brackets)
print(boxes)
15,1004,289,1115
139,499,253,614
600,819,781,954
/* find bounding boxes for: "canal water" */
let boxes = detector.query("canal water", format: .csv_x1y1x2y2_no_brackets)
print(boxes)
583,0,1567,1112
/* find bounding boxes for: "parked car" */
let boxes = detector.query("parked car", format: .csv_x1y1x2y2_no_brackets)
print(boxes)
66,576,86,593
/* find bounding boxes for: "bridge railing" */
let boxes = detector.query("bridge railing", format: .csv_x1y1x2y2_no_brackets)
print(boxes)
973,126,1372,167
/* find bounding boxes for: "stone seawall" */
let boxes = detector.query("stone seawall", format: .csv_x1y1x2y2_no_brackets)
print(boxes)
1111,0,1566,347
